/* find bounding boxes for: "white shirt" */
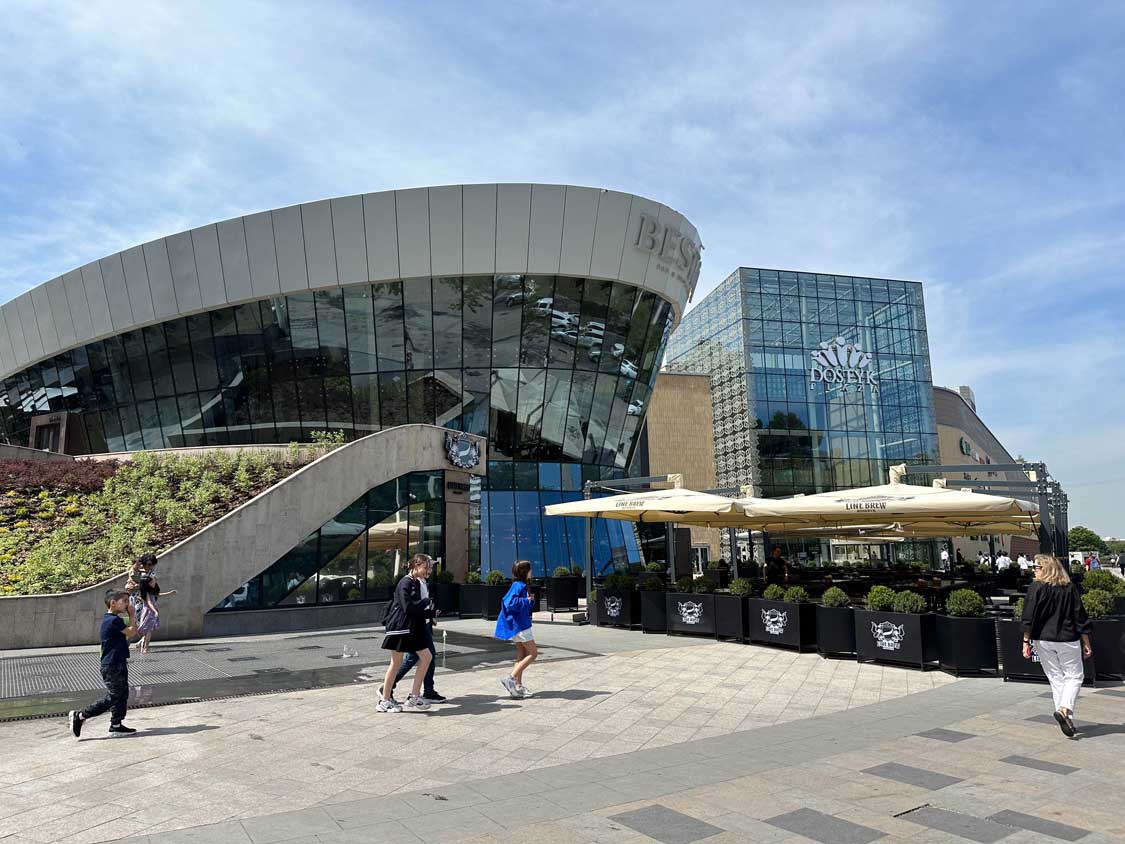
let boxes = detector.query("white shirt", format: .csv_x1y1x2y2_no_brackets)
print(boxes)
940,550,950,562
1018,556,1030,570
996,555,1011,570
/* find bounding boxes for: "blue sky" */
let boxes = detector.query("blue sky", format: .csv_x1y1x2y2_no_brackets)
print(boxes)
2,1,1123,534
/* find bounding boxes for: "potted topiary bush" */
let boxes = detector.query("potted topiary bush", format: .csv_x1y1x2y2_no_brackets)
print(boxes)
714,577,753,642
460,570,485,618
1085,588,1124,680
749,583,817,652
430,567,460,615
854,587,938,670
484,569,509,620
546,564,581,612
816,585,856,658
666,574,716,636
936,588,997,676
600,572,640,628
1083,569,1125,616
639,574,669,634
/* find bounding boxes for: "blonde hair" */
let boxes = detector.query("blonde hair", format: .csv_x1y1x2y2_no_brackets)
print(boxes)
1034,554,1070,587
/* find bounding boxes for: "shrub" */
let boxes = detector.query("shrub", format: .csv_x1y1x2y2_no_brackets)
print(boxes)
588,588,598,603
603,572,635,591
645,561,667,573
693,575,717,594
892,591,927,614
571,565,584,577
977,562,993,574
675,575,696,593
369,571,391,588
783,586,810,604
310,430,346,447
945,588,985,617
639,575,665,592
1082,589,1114,619
866,585,895,611
762,583,785,601
486,570,506,586
820,586,850,608
433,569,454,584
464,571,482,584
1013,597,1024,618
706,558,726,569
1082,569,1125,596
729,577,754,597
552,566,572,577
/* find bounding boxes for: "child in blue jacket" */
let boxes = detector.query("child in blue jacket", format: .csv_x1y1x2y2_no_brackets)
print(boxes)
494,560,537,698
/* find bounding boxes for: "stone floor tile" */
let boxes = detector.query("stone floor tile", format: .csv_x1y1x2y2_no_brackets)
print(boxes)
899,807,1016,843
988,809,1090,842
765,807,885,844
239,807,338,844
608,804,723,844
999,756,1080,776
861,762,963,790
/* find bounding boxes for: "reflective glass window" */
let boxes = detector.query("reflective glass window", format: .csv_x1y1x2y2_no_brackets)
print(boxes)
372,282,405,370
343,287,377,373
324,375,353,433
462,277,493,367
177,394,205,447
402,278,433,370
461,368,490,438
379,372,408,427
287,294,320,379
519,276,553,368
491,275,523,367
272,379,302,441
515,368,546,456
315,289,349,378
432,277,463,369
123,331,153,402
547,276,582,369
352,373,380,436
187,314,220,392
489,368,519,457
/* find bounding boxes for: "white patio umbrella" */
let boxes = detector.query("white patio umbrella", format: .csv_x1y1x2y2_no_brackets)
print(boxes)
732,481,1038,531
543,487,751,526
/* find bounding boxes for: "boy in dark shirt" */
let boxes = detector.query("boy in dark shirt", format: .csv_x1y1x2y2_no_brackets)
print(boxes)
69,589,138,738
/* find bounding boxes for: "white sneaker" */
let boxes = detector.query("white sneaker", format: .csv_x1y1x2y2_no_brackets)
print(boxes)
516,684,533,698
404,694,431,711
500,675,519,698
376,696,402,713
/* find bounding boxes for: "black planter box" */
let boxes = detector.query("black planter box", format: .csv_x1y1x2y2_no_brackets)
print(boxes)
816,605,856,658
640,590,668,633
936,615,998,676
1113,596,1125,617
854,609,938,669
714,594,748,641
666,592,716,636
998,620,1096,683
1092,618,1125,680
706,568,730,589
600,589,640,628
749,598,816,651
484,583,508,620
586,595,598,626
431,582,460,615
459,583,485,618
545,577,581,612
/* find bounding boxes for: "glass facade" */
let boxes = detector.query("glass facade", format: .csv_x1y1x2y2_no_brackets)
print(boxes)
215,470,445,611
0,275,672,579
665,268,939,561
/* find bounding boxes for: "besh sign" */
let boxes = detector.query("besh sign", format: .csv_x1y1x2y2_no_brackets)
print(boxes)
634,213,702,301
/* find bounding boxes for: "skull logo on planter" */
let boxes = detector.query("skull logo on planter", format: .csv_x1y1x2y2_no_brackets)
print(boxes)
604,596,622,618
871,621,906,651
761,608,788,635
678,601,704,625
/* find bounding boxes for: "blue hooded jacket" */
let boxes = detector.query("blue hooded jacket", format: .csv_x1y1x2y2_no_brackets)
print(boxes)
494,581,533,640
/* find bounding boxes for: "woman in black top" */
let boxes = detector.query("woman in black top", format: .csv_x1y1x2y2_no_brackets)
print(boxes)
1020,554,1092,737
378,555,437,713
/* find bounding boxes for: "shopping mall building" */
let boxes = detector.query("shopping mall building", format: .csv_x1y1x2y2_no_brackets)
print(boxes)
0,184,700,625
664,267,942,565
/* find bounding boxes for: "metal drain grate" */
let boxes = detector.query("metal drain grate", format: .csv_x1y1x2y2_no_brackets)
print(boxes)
0,653,227,699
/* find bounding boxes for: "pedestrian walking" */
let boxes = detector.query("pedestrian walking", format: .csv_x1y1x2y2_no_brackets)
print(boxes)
132,554,175,654
390,555,447,704
1021,554,1093,737
495,560,536,699
940,546,950,572
69,589,139,738
377,554,437,713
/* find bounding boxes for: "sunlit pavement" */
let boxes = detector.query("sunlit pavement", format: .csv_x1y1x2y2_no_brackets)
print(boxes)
0,621,1120,843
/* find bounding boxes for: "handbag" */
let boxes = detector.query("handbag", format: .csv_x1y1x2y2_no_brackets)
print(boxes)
381,580,409,635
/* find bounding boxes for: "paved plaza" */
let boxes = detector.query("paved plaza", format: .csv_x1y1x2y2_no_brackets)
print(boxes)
0,620,1121,843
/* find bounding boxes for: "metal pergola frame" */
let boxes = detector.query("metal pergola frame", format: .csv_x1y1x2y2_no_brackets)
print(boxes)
901,462,1068,556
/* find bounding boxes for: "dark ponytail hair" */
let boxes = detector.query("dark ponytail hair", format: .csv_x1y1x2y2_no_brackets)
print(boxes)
512,560,532,582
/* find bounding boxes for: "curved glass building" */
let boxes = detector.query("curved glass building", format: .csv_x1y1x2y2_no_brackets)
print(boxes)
0,184,701,587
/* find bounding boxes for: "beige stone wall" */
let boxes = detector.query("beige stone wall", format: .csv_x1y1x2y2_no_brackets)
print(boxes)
645,372,721,560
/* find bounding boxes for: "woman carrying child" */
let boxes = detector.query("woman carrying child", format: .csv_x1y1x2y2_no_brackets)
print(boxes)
494,560,537,699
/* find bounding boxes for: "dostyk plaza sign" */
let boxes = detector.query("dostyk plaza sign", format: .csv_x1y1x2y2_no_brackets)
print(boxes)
809,337,878,395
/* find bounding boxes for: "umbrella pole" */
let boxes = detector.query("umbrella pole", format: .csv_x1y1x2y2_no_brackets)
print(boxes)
585,515,593,616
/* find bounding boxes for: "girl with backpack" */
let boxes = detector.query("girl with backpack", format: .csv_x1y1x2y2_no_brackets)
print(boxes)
494,560,537,699
378,554,437,713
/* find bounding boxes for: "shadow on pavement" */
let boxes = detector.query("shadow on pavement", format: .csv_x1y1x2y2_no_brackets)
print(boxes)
528,689,610,701
82,724,220,740
1077,722,1125,739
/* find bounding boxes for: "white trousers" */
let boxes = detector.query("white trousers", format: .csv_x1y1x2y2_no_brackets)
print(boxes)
1034,639,1084,714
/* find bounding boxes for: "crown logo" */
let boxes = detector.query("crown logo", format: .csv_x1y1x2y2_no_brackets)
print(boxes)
811,337,872,370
